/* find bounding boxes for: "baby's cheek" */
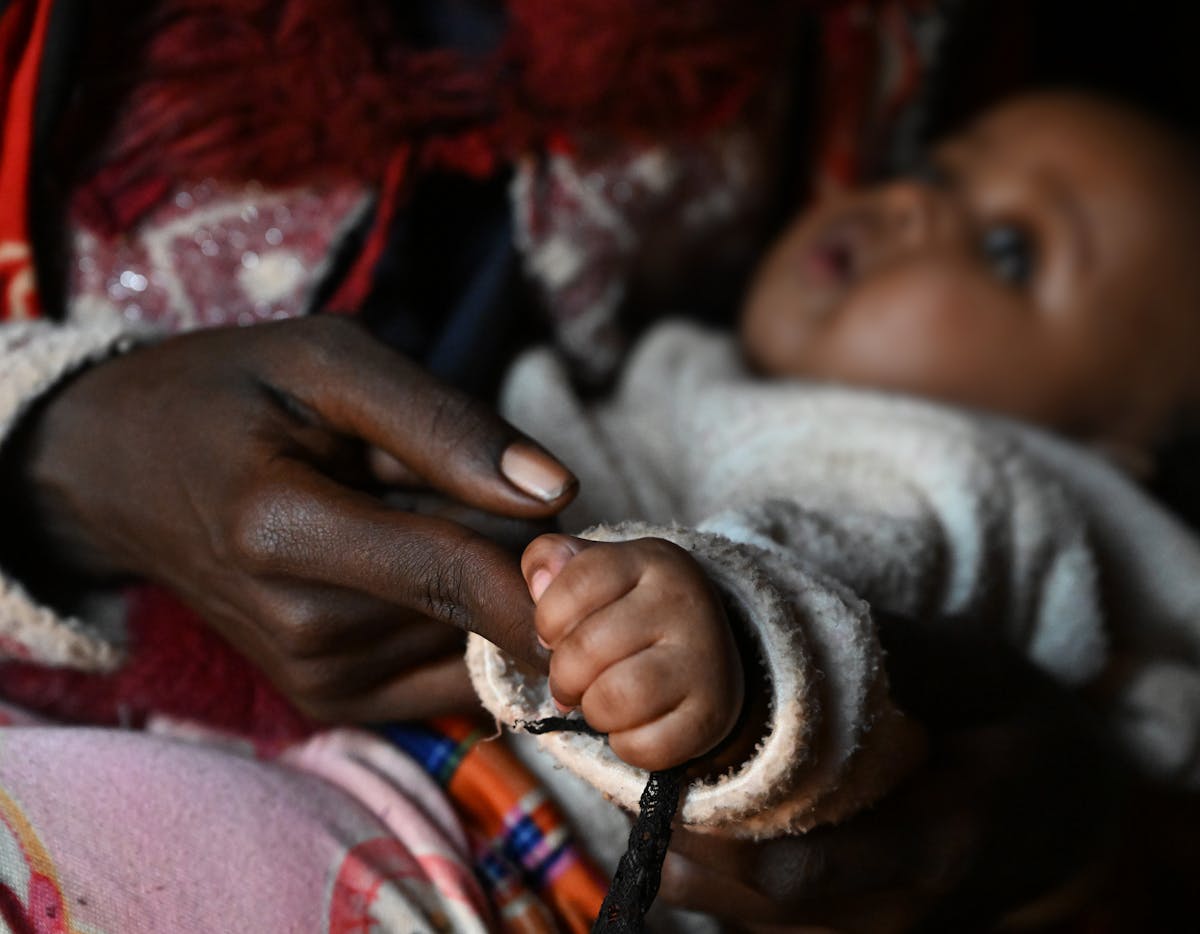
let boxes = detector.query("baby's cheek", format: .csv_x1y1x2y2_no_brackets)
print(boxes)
739,280,823,377
815,267,1023,402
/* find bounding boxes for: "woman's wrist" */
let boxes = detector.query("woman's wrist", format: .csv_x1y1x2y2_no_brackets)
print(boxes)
0,374,117,608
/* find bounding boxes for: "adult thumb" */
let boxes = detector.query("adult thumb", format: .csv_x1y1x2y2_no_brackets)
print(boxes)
273,318,578,517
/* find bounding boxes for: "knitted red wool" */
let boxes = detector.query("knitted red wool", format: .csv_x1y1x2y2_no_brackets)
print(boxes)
0,586,314,743
502,0,810,140
75,0,814,226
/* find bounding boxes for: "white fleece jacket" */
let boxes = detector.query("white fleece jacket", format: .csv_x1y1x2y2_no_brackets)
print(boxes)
468,321,1200,840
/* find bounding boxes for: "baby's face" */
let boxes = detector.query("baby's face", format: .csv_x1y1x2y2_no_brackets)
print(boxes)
741,92,1200,451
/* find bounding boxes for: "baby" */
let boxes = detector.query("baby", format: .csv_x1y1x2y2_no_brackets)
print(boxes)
469,91,1200,833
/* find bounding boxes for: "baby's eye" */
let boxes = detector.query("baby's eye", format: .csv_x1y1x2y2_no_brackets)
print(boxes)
979,222,1036,287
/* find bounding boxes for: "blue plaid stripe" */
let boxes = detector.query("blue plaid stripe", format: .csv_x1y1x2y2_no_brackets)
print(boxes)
494,795,574,890
381,722,477,785
380,719,596,926
381,724,551,901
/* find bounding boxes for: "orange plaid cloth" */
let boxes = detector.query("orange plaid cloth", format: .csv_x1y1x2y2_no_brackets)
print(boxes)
383,717,609,934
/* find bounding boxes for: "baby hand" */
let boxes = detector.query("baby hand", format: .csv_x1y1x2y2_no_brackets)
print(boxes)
521,534,744,772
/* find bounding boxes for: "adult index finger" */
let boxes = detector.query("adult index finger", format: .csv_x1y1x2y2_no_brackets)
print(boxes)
237,458,550,672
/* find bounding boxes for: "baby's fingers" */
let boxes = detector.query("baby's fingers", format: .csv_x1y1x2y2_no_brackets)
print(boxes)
547,599,664,707
521,533,591,604
529,540,644,646
583,651,734,772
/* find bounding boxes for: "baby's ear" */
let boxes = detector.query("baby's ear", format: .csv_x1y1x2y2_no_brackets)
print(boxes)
520,534,594,602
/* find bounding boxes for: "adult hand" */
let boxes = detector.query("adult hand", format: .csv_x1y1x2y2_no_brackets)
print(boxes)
657,617,1126,932
14,316,575,721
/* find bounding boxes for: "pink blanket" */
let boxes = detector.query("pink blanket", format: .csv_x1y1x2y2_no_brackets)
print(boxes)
0,704,493,933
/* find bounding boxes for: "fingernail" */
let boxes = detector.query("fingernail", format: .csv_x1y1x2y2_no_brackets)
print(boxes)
501,442,575,503
530,568,553,603
536,633,551,650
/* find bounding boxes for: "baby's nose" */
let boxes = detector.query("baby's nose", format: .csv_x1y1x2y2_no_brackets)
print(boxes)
878,178,943,246
873,175,964,253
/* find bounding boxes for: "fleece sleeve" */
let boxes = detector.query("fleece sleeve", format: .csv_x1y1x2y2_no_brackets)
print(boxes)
484,322,1125,834
0,318,148,671
466,517,927,839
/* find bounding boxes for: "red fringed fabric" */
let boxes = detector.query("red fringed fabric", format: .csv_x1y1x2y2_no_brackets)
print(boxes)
100,0,498,191
501,0,812,142
0,585,315,744
74,0,817,229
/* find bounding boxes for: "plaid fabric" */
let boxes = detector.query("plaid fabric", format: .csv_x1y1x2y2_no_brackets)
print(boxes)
382,717,609,934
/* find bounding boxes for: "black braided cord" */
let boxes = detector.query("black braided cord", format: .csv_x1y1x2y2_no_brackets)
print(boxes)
519,717,688,933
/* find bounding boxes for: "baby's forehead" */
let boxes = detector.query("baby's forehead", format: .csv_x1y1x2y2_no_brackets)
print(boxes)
959,92,1190,181
957,92,1200,243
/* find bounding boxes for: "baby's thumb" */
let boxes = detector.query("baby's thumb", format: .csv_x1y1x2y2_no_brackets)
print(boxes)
521,533,594,603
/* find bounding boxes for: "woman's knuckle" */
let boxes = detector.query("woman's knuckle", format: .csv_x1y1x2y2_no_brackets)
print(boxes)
272,598,335,657
278,316,370,378
229,485,289,568
231,477,326,573
427,389,487,449
418,550,470,630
